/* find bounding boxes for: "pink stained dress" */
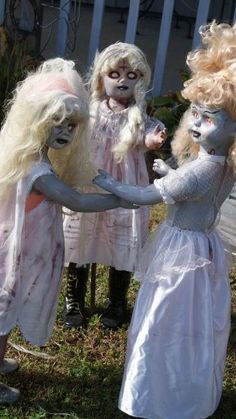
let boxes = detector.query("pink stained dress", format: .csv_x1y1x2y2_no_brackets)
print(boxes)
0,161,64,346
63,100,163,272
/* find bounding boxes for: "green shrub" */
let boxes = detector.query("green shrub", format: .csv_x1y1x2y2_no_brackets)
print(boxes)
0,26,41,122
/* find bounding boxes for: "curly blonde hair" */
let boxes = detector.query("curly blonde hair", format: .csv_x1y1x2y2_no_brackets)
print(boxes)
0,58,94,197
88,42,151,162
172,21,236,172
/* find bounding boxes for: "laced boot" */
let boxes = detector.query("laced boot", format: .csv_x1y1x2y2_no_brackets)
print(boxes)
101,268,131,329
64,263,89,329
0,359,19,374
0,383,20,404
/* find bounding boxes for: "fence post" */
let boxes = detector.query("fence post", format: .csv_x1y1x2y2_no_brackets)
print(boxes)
125,0,140,44
87,0,105,68
56,0,71,57
192,0,211,49
152,0,175,96
0,0,6,25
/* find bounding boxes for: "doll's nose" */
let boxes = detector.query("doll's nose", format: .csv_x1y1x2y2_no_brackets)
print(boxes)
118,76,126,83
194,119,201,127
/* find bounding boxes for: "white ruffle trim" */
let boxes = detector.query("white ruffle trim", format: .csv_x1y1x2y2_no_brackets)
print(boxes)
154,178,175,204
135,222,223,283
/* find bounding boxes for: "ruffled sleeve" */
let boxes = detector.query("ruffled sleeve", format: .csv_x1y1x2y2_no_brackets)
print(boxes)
153,160,222,204
154,170,198,204
24,161,55,190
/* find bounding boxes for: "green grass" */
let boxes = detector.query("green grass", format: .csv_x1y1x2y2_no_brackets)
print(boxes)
1,205,235,419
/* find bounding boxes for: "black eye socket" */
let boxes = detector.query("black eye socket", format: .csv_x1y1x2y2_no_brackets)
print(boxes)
53,116,61,125
108,71,120,79
67,123,77,132
127,71,138,80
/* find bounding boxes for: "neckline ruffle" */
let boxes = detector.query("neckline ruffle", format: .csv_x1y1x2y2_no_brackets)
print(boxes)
100,99,130,117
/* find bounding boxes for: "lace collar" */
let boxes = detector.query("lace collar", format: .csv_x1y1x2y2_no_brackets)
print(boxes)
100,99,130,117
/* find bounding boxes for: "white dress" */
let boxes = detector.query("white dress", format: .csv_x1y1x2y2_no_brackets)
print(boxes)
63,100,163,271
0,161,64,346
119,153,235,419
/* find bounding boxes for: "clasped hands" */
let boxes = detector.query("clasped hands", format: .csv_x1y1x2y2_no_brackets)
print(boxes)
93,169,118,193
93,158,170,201
93,170,138,209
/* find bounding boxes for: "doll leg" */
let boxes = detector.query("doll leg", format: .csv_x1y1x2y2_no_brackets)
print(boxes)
0,335,18,373
0,335,20,404
64,263,89,329
101,267,131,329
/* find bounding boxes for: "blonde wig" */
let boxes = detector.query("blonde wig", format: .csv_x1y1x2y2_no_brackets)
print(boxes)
171,21,236,172
88,42,151,162
0,58,94,197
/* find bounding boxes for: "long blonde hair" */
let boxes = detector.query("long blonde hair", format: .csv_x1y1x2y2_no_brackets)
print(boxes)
171,21,236,172
88,42,151,162
0,58,94,197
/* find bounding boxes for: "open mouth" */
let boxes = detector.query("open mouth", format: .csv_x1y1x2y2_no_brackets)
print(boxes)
191,130,201,138
57,138,68,145
117,86,128,91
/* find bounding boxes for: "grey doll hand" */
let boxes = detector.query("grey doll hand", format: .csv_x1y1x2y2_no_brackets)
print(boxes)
93,169,118,193
93,170,139,209
152,159,173,177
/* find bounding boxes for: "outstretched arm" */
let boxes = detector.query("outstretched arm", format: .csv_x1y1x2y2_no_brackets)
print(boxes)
93,170,163,206
33,174,134,212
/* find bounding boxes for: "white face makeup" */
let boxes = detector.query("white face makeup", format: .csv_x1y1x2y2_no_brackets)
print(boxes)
188,103,236,155
46,119,78,149
103,59,141,103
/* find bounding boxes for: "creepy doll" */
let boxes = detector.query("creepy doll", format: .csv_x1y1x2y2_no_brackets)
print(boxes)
63,42,167,329
0,57,133,404
93,21,236,419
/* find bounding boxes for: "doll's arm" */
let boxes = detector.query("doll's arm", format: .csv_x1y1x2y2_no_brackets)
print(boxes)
93,170,163,205
33,174,135,211
152,159,175,177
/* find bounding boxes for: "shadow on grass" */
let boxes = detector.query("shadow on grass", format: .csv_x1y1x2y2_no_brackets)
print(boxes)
214,388,236,419
1,341,235,419
1,365,127,419
229,311,236,349
2,369,235,419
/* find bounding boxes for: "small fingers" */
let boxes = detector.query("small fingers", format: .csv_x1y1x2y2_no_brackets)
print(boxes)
97,169,107,176
154,124,161,133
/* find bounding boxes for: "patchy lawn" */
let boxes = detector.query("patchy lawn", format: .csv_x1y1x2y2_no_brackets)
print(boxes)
1,205,235,419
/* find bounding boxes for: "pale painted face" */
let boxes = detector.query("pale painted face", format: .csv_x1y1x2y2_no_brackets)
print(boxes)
103,59,141,102
46,119,78,149
188,103,236,155
46,97,80,150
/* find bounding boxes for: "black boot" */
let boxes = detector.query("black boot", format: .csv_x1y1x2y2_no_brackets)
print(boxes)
64,263,89,329
101,268,131,329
